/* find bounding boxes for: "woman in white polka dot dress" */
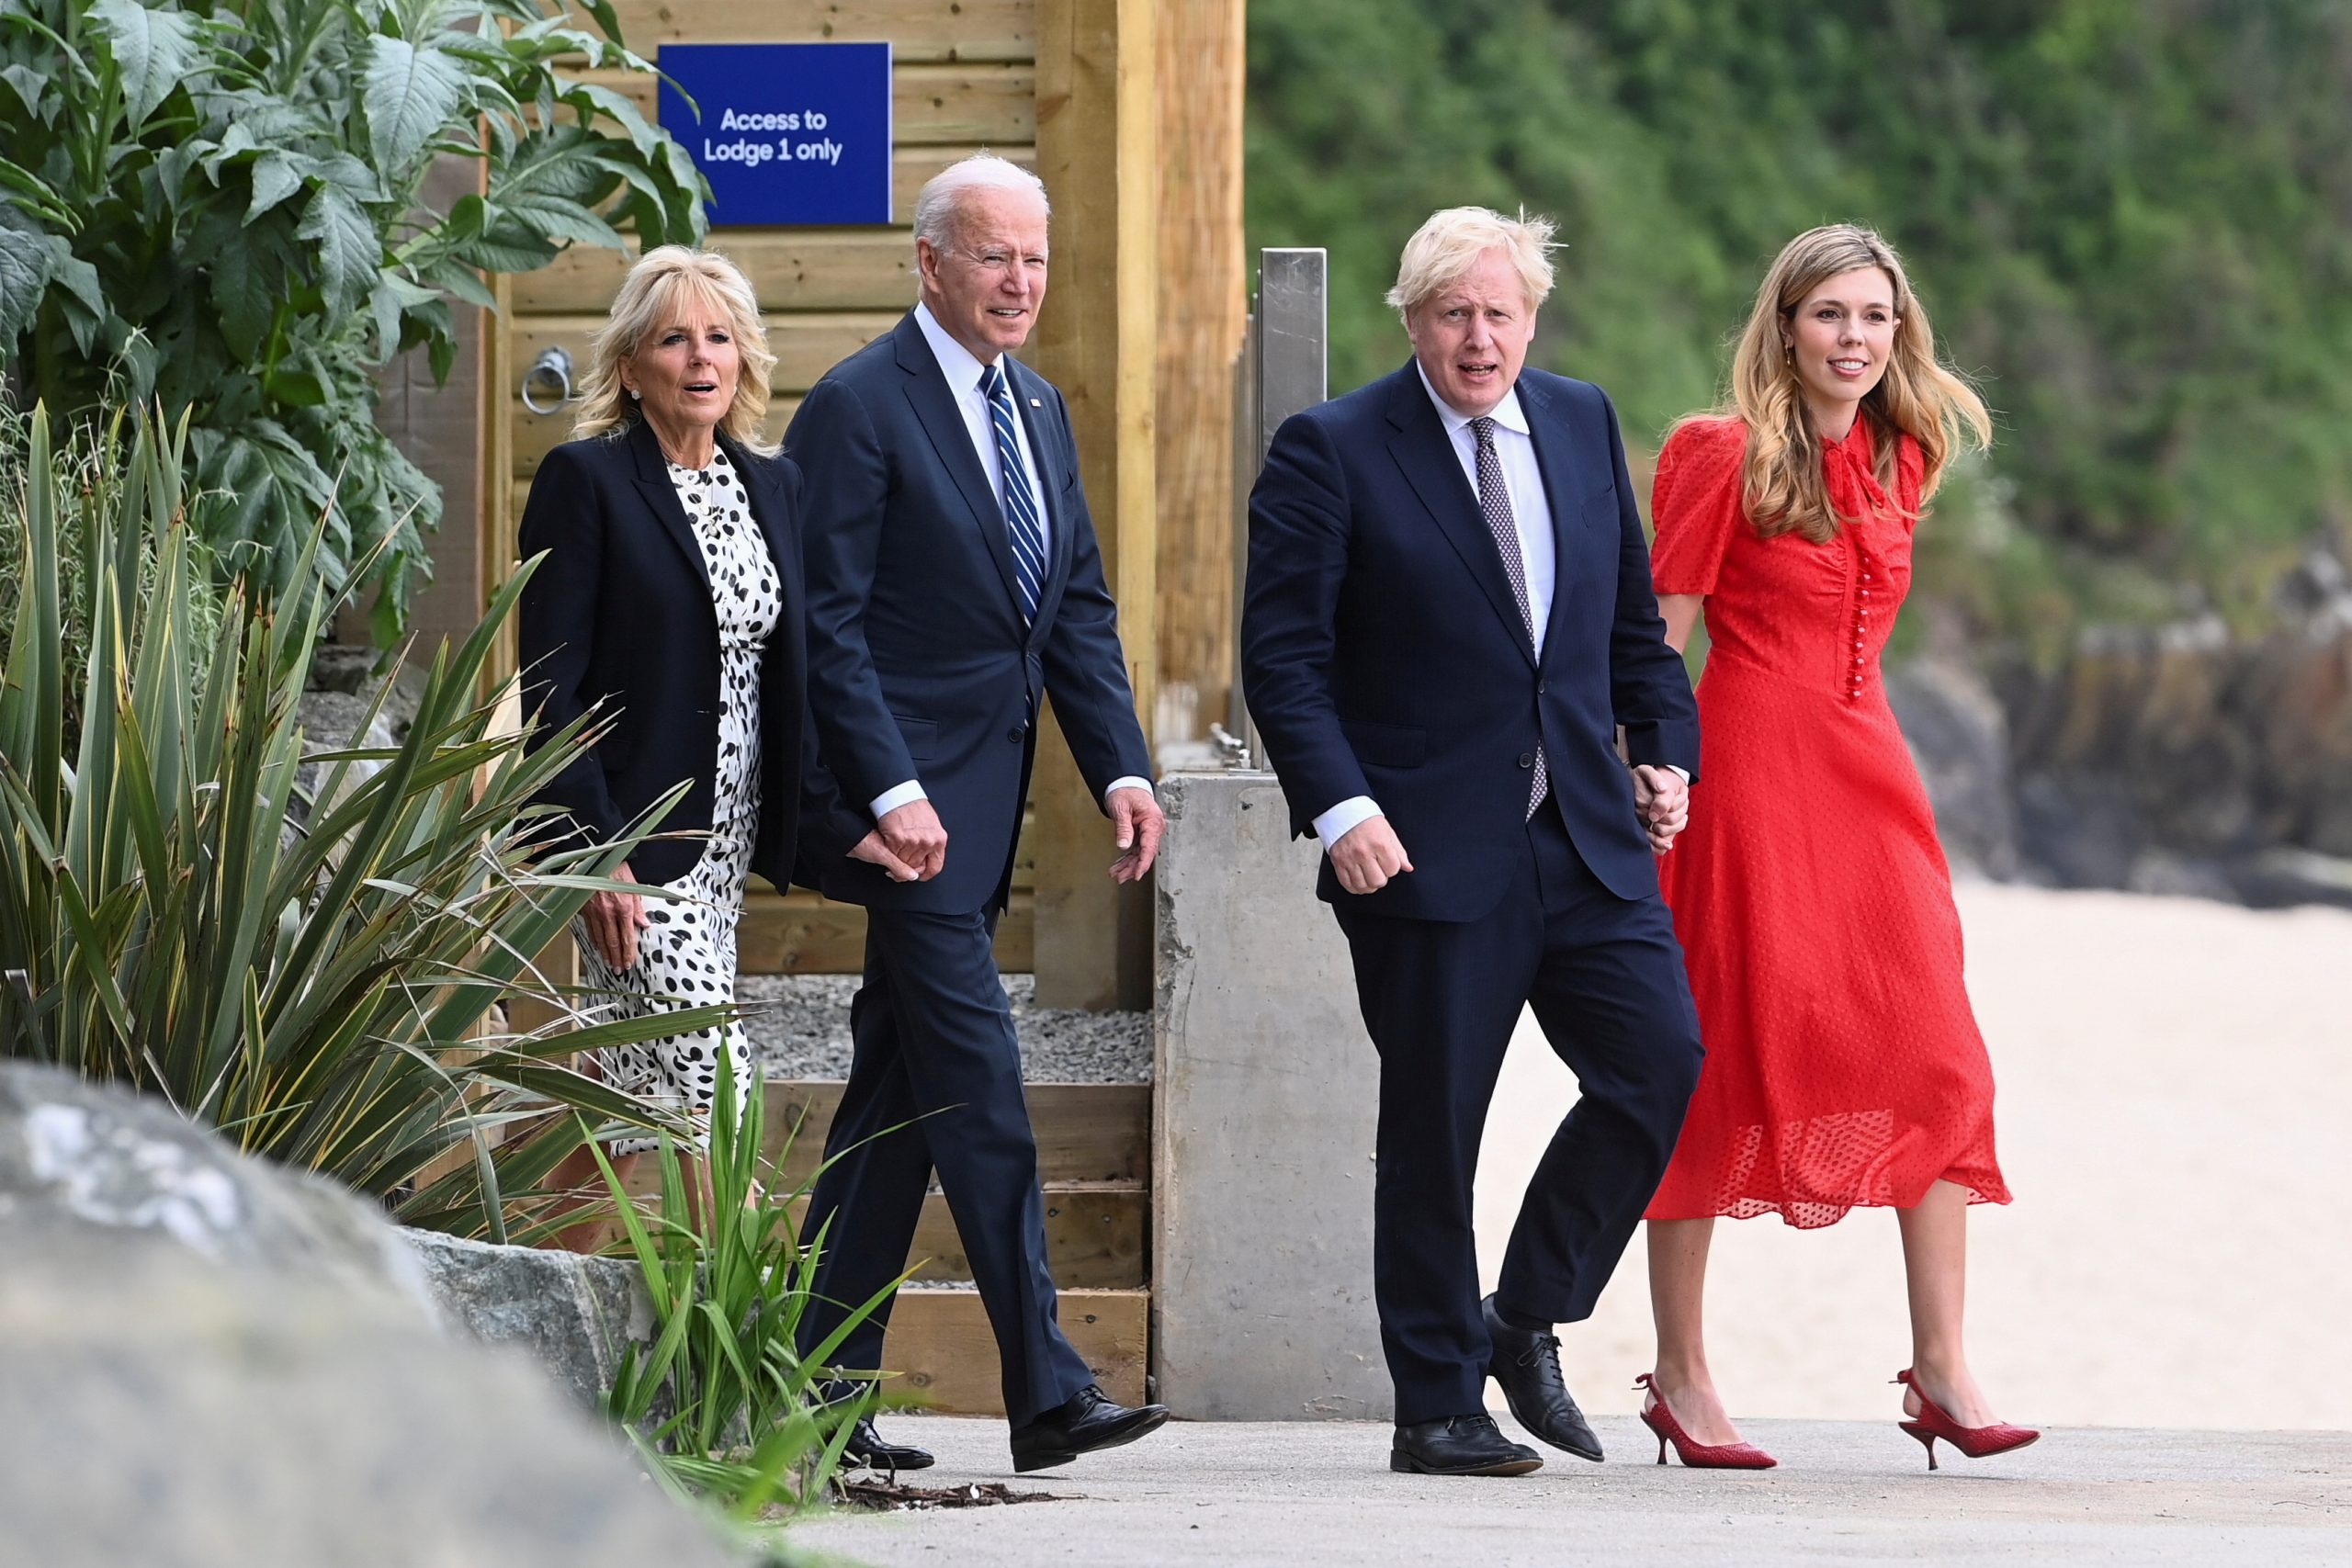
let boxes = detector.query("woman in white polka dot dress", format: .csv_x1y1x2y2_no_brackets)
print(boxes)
517,248,914,1186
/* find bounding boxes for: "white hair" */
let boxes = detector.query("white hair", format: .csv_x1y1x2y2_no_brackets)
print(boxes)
912,152,1051,250
1385,206,1558,321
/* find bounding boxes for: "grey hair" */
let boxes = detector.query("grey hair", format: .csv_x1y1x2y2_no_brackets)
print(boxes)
911,152,1051,250
1385,206,1559,321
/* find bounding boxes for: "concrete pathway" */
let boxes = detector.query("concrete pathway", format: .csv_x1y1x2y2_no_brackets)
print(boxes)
792,1415,2352,1566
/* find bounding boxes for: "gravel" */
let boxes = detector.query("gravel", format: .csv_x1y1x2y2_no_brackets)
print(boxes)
738,973,1150,1083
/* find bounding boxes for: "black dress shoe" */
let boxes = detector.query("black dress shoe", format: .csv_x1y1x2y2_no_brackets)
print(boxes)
1390,1415,1544,1476
1008,1383,1170,1473
842,1416,934,1472
1483,1293,1604,1461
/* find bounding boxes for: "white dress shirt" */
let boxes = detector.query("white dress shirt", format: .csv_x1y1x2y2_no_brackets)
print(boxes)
869,304,1150,822
1313,366,1679,851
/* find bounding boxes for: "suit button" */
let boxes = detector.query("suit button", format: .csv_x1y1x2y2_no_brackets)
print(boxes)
1517,751,1535,769
1008,727,1026,744
1537,679,1547,695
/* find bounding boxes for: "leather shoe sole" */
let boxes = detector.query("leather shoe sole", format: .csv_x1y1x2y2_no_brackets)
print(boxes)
1389,1448,1544,1478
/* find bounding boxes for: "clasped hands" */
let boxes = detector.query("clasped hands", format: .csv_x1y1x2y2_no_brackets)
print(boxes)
850,785,1165,886
1329,763,1691,895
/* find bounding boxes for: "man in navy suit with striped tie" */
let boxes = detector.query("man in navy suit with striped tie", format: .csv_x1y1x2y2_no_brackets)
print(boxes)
786,154,1168,1475
1242,207,1706,1478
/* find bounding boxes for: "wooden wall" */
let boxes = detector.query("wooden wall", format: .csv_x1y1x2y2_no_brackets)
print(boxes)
483,1,1243,1000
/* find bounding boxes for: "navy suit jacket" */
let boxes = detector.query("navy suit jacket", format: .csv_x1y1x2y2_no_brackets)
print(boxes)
515,416,863,891
1240,362,1701,921
786,311,1153,914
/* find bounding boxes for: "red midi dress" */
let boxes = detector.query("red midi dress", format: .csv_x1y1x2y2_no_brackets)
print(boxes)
1643,415,2010,1227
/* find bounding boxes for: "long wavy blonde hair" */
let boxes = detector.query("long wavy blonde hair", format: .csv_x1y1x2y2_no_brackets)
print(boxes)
1690,225,1990,542
571,246,779,455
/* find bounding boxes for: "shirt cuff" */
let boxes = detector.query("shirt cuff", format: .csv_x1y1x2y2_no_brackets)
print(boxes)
1313,795,1382,849
1103,775,1155,807
1665,764,1690,784
869,780,926,819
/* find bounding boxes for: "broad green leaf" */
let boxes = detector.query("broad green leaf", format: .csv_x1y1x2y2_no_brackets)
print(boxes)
208,250,275,360
491,190,624,251
0,225,53,343
295,186,378,313
361,36,465,175
90,0,202,128
247,152,308,221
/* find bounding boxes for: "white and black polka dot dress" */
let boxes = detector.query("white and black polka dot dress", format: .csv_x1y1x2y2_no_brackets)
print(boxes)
580,447,780,1154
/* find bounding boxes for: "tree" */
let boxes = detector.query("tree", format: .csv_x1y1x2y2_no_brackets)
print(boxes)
0,0,707,642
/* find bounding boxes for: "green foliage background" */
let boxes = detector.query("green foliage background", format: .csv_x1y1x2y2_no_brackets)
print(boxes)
1246,0,2352,638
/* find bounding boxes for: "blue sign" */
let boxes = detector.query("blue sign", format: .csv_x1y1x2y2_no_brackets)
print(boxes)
657,42,894,227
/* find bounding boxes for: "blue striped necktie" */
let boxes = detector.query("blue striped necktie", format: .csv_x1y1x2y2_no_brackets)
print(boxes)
980,362,1046,622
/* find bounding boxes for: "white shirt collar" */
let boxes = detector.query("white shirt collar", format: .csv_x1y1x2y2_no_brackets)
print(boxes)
1415,359,1532,437
915,299,1000,396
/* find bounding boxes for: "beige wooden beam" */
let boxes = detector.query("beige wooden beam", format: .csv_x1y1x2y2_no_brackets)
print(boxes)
1028,0,1157,1010
1153,0,1248,739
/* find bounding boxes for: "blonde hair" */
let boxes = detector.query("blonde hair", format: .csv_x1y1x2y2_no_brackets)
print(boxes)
572,246,778,454
1690,224,1990,543
1385,206,1557,321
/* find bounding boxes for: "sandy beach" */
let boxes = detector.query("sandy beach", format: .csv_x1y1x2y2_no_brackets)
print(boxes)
1475,881,2352,1432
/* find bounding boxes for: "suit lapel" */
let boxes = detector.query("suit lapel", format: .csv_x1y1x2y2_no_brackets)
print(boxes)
1515,376,1582,665
893,313,1026,617
626,416,712,600
1383,366,1535,667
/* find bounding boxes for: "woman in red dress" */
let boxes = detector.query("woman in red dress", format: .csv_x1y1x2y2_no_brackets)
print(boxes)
1637,226,2037,1471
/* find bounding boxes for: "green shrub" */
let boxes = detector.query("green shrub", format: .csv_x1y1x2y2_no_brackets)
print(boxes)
0,0,706,643
597,1052,908,1527
0,400,716,1233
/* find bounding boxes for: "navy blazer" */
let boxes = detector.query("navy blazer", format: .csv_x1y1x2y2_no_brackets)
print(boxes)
786,311,1153,914
515,415,863,890
1240,362,1701,921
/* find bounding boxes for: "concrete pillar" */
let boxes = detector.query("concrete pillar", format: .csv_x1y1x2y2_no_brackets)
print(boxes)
1151,771,1390,1419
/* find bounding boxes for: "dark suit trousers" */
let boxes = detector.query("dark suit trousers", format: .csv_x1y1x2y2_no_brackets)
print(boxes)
1334,797,1706,1425
797,905,1094,1427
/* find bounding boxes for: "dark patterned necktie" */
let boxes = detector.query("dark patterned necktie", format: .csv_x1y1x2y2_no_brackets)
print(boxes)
1471,415,1548,818
980,362,1045,622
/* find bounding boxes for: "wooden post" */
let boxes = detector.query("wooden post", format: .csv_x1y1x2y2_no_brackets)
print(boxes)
1153,0,1248,741
1030,0,1158,1010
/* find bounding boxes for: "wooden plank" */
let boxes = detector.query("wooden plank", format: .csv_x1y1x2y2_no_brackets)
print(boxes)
879,1285,1146,1414
591,0,1036,64
513,231,918,314
736,888,1032,975
512,395,804,480
786,1183,1144,1288
512,310,897,393
569,62,1034,145
1028,0,1157,1010
763,1079,1150,1187
1152,0,1247,737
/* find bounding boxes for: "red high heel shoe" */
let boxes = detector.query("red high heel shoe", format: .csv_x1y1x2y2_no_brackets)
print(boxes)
1893,1369,2040,1470
1634,1373,1778,1470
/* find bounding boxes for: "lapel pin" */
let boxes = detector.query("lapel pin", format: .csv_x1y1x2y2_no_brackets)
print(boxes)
1029,397,1042,407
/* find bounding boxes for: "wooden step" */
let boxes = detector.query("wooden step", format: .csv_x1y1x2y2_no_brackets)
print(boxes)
763,1080,1149,1188
738,888,1033,975
878,1286,1148,1416
788,1182,1143,1290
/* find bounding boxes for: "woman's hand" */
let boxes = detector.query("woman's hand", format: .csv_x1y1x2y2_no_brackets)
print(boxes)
585,863,650,970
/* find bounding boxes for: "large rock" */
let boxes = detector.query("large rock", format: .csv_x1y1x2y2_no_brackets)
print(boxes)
0,1063,734,1568
1996,572,2352,892
1886,655,2020,878
403,1228,655,1414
